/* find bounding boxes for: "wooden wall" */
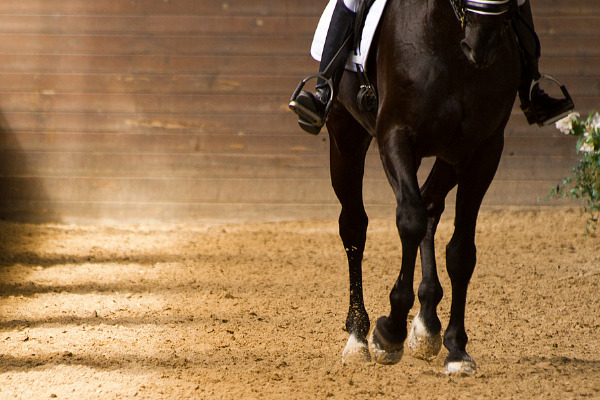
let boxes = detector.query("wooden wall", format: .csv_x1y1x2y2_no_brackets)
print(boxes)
0,0,597,223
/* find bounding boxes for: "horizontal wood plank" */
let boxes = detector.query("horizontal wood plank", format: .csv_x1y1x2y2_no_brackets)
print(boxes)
0,150,579,182
0,34,598,58
0,0,597,17
0,176,577,205
0,54,317,76
1,15,598,38
0,15,319,36
0,34,311,57
0,93,598,115
0,74,596,99
0,1,329,17
0,113,592,139
0,199,577,225
0,131,579,156
0,74,302,95
536,17,600,36
0,106,598,136
0,54,597,78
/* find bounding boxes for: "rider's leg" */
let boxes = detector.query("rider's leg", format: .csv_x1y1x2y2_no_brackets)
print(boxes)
289,0,357,134
516,0,574,126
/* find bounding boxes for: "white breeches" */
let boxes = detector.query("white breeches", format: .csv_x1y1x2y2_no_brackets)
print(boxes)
343,0,362,12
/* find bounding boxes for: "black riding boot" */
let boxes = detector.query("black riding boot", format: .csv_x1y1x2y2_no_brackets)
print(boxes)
516,0,574,126
289,0,356,135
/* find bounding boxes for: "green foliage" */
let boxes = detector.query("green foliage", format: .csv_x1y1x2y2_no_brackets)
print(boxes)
548,112,600,233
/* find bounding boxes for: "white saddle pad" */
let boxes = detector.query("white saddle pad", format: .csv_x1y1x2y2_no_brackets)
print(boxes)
310,0,388,72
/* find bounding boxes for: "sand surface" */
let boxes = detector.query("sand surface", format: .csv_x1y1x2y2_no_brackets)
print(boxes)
0,209,598,399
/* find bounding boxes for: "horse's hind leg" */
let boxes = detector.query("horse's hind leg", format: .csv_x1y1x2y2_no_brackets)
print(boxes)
408,159,457,361
327,104,373,364
444,134,503,374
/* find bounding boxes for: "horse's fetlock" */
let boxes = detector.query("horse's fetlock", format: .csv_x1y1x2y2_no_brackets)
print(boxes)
418,311,442,335
390,287,415,315
444,326,469,350
376,316,407,344
346,305,370,337
418,280,443,305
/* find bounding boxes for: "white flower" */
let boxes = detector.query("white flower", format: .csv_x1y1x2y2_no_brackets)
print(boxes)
590,112,600,132
555,112,580,135
579,142,594,153
578,129,594,153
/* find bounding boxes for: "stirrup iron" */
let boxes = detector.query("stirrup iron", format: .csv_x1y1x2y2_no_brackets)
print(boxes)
289,73,335,130
528,74,574,126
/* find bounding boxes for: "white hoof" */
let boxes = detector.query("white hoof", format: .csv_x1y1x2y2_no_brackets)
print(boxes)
407,313,442,361
342,334,371,364
367,326,404,365
445,359,477,375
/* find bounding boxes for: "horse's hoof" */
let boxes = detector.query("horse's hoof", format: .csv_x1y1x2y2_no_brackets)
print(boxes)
367,324,404,365
407,312,442,361
342,334,371,364
445,356,477,375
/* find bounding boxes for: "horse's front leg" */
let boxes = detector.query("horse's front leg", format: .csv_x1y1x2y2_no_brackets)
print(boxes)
368,127,427,365
327,105,373,364
444,134,504,375
408,159,457,361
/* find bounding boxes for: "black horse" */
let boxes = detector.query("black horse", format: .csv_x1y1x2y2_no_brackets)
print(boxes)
328,0,521,373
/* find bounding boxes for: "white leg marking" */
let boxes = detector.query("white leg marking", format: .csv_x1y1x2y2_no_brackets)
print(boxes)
445,359,477,375
342,333,371,364
407,312,442,361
